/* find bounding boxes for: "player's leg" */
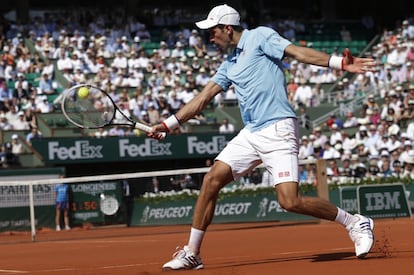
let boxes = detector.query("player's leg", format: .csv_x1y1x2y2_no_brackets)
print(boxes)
260,118,373,258
275,181,338,220
162,161,234,271
63,203,71,230
275,181,374,258
55,203,61,231
163,129,260,270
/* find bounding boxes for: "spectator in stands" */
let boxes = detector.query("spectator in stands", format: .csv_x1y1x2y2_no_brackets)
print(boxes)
41,58,54,79
56,50,73,72
402,150,414,179
188,29,199,48
171,42,186,58
120,36,131,53
143,91,160,110
311,82,324,106
0,113,13,130
113,69,129,88
329,123,342,145
391,160,403,177
340,131,355,152
147,103,160,125
38,72,55,95
322,142,340,159
112,49,128,70
298,105,310,129
13,79,30,106
97,40,114,59
293,78,312,108
365,94,379,109
131,36,143,53
339,157,353,177
334,81,345,103
14,73,29,91
12,110,30,130
26,127,42,145
218,118,235,134
10,134,23,155
340,25,352,42
298,135,313,160
108,125,126,136
157,41,170,59
319,68,337,83
388,132,402,152
368,107,381,125
380,157,393,178
192,36,208,58
286,78,298,104
326,114,337,129
327,159,340,177
1,46,15,73
365,124,380,149
136,49,150,69
0,142,21,168
126,51,139,72
16,53,31,74
71,67,87,84
298,164,308,182
313,126,328,148
139,110,151,125
249,168,262,184
92,127,109,138
179,174,199,190
167,91,182,113
401,84,414,119
195,67,210,88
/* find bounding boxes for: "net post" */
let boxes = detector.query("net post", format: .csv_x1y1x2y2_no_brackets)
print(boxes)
29,183,36,241
315,159,329,224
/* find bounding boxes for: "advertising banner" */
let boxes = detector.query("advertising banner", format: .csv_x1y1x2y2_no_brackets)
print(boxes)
131,191,316,226
31,134,235,164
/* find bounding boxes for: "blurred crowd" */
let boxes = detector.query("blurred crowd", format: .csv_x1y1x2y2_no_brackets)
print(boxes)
0,8,414,181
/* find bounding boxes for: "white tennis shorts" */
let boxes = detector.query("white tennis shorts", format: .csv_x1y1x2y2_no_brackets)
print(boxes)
216,118,299,185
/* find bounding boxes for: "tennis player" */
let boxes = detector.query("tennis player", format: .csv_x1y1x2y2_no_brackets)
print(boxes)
150,4,375,270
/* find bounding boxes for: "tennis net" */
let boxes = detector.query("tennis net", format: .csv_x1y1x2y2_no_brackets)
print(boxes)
0,159,324,242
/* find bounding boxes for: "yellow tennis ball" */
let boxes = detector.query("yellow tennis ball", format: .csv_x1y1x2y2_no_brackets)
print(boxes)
77,87,89,99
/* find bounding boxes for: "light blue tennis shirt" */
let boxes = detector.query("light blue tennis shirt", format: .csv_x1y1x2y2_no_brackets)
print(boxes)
212,26,296,132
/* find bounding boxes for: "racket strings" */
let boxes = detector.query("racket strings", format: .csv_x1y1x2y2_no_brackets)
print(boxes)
62,86,116,128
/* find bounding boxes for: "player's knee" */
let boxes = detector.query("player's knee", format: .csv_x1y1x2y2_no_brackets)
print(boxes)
278,197,301,212
201,173,223,193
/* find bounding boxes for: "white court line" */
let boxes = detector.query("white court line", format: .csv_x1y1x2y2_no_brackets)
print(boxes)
38,239,159,245
279,247,351,255
0,269,28,274
3,246,356,274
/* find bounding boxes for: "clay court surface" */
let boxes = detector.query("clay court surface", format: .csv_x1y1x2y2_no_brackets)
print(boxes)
0,218,413,275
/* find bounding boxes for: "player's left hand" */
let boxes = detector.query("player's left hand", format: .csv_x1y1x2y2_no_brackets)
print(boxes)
342,48,377,74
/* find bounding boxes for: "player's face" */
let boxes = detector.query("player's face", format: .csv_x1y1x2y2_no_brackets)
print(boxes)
208,25,231,52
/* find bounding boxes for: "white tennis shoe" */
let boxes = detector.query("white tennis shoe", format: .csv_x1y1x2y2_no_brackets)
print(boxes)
162,246,204,270
347,214,374,258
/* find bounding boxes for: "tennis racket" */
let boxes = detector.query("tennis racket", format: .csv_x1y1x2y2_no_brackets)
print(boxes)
61,84,166,139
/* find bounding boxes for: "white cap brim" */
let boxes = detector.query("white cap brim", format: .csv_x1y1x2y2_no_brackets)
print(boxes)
196,19,218,29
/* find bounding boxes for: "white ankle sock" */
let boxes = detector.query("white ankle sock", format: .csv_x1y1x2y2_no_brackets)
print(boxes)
188,227,205,254
335,207,356,229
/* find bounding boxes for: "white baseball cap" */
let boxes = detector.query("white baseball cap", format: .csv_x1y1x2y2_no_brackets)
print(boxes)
196,4,240,29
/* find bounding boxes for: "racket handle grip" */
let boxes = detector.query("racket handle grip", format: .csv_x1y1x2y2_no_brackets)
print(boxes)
135,122,166,139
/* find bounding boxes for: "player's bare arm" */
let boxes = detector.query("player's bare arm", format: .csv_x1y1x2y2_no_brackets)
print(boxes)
284,44,376,74
149,81,222,137
175,82,222,123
